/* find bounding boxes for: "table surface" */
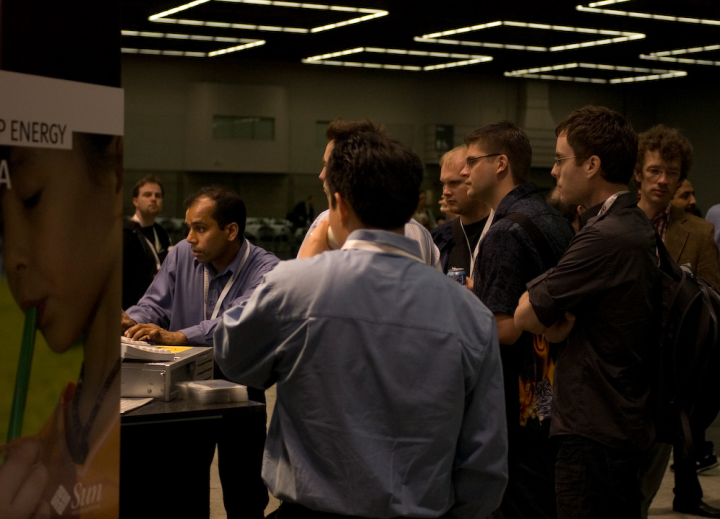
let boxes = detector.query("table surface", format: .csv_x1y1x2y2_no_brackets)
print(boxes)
121,397,266,425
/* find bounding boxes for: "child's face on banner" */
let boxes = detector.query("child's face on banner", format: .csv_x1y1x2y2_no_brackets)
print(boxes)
1,140,120,353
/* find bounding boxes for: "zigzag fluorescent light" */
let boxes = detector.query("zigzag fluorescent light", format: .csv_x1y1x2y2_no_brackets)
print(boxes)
414,20,644,52
302,47,493,71
504,62,687,84
149,0,387,34
641,45,720,67
577,0,720,26
121,30,265,57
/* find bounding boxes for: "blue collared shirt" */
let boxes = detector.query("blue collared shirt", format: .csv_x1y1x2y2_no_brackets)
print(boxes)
127,239,279,345
215,229,508,519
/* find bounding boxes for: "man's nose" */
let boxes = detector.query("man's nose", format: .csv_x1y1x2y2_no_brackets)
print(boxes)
551,165,559,179
459,166,469,178
690,194,697,206
657,172,668,184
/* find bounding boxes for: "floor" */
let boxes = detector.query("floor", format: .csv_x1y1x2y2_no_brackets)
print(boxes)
209,386,720,518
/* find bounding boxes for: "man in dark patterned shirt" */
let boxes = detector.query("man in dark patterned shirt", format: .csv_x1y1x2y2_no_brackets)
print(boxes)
461,121,574,519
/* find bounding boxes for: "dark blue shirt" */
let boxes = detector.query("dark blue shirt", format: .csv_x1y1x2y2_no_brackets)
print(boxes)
473,183,575,316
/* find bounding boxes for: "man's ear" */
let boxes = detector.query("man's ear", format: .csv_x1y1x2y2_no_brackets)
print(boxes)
335,192,351,226
495,154,509,177
586,155,601,180
225,222,239,241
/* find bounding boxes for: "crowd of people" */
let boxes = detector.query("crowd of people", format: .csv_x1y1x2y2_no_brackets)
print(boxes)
6,105,712,518
115,107,720,519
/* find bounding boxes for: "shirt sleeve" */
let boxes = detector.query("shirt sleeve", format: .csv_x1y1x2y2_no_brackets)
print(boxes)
297,211,329,256
450,311,508,519
213,277,291,389
527,226,609,327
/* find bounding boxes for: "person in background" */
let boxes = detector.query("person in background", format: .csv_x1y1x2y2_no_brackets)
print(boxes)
461,121,574,519
672,179,700,216
413,191,437,230
215,130,508,519
705,204,720,251
431,145,491,279
122,175,172,309
297,118,441,269
634,124,720,518
287,195,315,231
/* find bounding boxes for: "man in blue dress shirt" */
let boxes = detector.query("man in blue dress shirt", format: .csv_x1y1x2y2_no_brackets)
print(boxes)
122,186,279,518
215,132,508,519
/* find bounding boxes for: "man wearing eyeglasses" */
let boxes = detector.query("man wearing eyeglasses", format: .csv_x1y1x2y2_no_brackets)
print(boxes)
515,106,660,519
634,125,720,518
460,121,574,519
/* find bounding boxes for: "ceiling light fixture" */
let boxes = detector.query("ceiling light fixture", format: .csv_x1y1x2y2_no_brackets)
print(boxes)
577,0,720,26
149,0,387,34
122,30,265,57
640,45,720,67
504,62,687,83
302,47,493,71
415,20,644,52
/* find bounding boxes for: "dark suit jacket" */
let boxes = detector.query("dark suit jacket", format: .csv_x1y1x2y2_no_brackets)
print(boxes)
665,205,720,290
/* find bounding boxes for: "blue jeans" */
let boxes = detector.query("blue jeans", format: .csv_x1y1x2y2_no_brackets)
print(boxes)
556,434,643,519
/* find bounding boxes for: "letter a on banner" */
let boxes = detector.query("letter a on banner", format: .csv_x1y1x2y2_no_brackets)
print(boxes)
0,160,10,189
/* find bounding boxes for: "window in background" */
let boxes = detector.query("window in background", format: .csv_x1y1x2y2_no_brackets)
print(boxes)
213,116,275,140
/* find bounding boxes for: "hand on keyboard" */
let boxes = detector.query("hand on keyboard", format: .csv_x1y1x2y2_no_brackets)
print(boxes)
121,336,176,361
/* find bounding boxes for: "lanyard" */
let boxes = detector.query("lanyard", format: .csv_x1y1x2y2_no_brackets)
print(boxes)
459,208,495,279
342,238,424,263
203,240,250,320
132,216,163,272
143,227,162,272
597,191,629,217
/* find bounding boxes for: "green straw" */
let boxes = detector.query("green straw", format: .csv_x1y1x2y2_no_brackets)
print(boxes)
7,307,38,442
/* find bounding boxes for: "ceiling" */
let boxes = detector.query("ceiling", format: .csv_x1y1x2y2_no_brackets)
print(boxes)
120,0,720,83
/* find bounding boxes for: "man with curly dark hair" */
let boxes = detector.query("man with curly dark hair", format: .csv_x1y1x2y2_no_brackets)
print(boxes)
635,124,720,518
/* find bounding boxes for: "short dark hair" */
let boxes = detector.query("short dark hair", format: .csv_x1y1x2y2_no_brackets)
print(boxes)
184,186,246,238
133,175,164,198
326,119,384,142
556,106,637,185
463,121,532,184
326,132,422,229
636,124,693,182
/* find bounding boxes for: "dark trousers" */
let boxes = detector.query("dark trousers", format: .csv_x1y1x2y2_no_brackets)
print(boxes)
555,435,642,519
493,426,557,519
218,409,269,519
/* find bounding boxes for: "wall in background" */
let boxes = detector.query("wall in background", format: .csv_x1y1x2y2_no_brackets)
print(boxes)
122,55,720,219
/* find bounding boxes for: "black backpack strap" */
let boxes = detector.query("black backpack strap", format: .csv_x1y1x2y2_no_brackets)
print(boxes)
504,212,556,269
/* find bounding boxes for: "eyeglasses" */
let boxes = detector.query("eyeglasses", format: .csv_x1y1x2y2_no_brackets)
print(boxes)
553,155,588,167
466,153,501,169
645,167,681,179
